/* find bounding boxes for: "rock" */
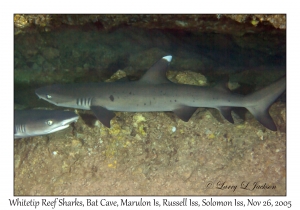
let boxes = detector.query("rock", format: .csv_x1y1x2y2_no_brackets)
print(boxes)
41,47,60,60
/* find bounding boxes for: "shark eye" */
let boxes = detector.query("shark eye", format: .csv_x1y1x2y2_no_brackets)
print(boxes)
46,120,53,126
46,94,52,99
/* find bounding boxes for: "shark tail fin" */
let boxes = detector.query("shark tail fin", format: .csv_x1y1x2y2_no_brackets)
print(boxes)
244,76,286,131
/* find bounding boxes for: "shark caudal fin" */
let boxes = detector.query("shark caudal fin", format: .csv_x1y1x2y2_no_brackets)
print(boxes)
244,76,286,131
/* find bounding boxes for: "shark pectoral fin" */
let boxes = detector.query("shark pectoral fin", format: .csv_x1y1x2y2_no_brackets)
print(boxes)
217,107,234,123
173,106,198,122
90,106,115,128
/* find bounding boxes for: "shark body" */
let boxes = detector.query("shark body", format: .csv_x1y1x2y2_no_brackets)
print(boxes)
14,109,79,138
35,56,286,130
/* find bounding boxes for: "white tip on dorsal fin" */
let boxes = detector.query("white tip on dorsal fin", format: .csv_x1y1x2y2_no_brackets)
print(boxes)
163,55,172,62
138,55,173,84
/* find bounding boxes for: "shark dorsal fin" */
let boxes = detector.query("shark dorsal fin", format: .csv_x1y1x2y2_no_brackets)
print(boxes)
138,55,172,84
214,79,230,93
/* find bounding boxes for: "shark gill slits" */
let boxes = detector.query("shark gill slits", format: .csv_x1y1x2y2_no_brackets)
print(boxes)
17,124,25,133
76,98,91,106
77,98,82,106
86,97,91,105
109,95,114,102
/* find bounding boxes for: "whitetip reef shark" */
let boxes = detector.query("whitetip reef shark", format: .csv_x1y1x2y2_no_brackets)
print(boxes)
35,55,286,130
14,109,79,138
